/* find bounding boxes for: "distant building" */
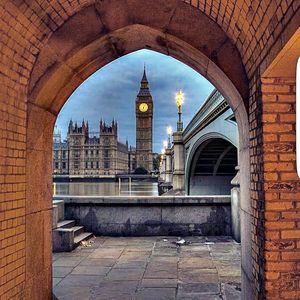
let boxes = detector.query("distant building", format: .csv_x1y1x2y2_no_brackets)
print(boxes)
53,120,131,178
135,67,153,171
53,67,155,178
53,129,69,176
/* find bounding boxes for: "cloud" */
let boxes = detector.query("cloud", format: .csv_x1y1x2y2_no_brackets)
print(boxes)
55,49,214,152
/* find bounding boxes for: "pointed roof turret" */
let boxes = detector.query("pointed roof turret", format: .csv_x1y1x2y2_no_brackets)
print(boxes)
68,119,73,133
141,64,148,83
137,66,151,97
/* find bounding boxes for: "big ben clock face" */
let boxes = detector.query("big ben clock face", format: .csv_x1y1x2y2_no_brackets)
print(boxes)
139,103,148,112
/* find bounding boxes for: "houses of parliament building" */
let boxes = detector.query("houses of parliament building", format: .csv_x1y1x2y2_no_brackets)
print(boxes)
53,68,154,178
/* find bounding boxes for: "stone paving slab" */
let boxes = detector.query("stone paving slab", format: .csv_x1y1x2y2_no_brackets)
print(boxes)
53,236,241,299
78,258,116,267
54,286,93,300
178,283,220,294
114,260,148,269
58,274,104,287
141,278,178,288
71,266,111,276
176,294,222,300
106,268,145,281
178,268,219,284
53,256,84,267
178,257,214,269
53,266,73,278
135,288,177,300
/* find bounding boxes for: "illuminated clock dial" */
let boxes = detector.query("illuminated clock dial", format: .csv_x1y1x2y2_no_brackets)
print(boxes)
139,103,148,112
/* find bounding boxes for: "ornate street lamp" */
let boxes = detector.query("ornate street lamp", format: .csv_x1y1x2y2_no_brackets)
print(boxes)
167,126,172,148
176,90,184,132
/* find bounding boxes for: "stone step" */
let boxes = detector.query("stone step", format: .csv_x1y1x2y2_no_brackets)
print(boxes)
74,232,94,247
52,204,59,229
53,228,74,252
53,200,64,222
72,226,84,237
53,216,93,252
57,220,76,229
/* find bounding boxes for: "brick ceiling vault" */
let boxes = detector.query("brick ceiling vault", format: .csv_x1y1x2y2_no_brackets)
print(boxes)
0,0,298,88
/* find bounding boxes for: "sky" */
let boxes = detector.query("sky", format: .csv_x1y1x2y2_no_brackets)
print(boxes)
55,49,215,153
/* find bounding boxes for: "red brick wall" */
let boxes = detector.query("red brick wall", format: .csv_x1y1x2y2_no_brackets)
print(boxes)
0,1,299,299
261,78,299,299
0,68,27,297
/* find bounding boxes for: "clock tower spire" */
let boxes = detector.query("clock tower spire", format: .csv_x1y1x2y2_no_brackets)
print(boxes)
135,66,153,172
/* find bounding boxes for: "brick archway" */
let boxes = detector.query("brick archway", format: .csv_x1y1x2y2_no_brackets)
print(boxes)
1,1,299,299
27,11,251,298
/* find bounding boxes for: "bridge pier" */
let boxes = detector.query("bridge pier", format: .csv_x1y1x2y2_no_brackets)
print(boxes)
165,148,173,184
231,166,241,242
172,131,185,192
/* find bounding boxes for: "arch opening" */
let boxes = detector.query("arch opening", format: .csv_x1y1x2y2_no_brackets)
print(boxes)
25,4,252,299
189,138,238,195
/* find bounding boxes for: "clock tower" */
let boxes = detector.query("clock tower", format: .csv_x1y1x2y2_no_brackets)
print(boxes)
135,67,153,172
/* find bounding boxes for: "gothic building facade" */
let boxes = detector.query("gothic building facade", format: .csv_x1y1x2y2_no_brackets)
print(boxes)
53,120,131,178
53,68,154,178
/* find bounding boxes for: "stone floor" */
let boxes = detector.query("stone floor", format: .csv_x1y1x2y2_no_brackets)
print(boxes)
53,236,241,300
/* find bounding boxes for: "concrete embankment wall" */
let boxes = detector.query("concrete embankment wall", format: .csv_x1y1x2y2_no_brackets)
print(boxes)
53,196,232,237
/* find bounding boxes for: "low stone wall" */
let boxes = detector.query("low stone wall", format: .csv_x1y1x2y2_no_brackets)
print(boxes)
53,196,232,236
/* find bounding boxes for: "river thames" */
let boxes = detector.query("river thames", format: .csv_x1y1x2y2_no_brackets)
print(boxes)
53,181,159,196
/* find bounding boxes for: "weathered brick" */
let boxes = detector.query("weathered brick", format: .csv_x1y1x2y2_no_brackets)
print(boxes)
261,84,291,94
265,261,295,271
282,230,300,239
0,1,298,300
281,252,300,261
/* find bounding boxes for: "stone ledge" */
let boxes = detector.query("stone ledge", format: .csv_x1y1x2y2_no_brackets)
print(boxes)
53,195,231,205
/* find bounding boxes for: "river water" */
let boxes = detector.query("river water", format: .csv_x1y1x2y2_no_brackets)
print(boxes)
53,181,159,196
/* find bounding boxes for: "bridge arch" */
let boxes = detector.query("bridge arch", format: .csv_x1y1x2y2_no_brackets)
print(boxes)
185,131,238,193
187,137,238,195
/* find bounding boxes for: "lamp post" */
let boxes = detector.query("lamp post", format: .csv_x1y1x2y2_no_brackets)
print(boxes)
167,126,172,148
176,90,184,132
172,90,185,193
165,127,173,185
